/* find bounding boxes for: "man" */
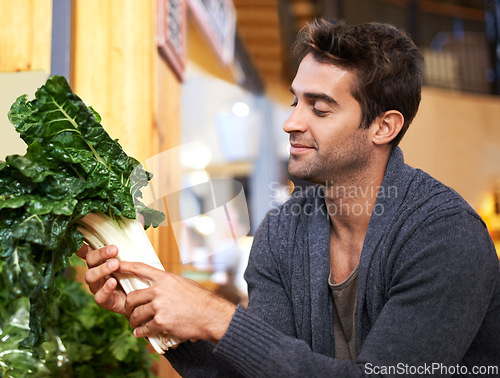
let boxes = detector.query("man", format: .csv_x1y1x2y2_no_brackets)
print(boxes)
79,19,500,376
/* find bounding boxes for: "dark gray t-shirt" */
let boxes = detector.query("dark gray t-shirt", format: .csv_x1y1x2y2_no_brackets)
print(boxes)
329,266,359,362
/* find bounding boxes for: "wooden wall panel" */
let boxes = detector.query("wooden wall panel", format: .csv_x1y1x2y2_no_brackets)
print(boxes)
71,2,182,376
0,0,52,72
71,0,156,163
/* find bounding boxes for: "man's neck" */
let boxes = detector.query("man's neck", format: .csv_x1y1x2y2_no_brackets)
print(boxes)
325,154,389,282
324,175,384,237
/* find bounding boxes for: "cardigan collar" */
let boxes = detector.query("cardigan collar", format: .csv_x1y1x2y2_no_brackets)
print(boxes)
359,147,417,269
306,147,416,357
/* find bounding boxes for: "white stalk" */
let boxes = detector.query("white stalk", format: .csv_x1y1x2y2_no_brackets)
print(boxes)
77,213,182,353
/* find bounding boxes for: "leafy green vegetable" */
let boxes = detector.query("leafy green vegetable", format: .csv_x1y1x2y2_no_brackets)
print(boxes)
0,259,155,377
0,75,164,354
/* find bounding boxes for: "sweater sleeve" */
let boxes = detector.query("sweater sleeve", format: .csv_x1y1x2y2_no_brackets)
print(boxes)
164,340,244,377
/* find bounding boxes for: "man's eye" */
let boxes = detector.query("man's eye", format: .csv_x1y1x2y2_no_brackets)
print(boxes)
313,108,328,116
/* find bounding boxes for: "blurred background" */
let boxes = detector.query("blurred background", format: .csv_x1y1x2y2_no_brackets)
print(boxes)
1,1,500,375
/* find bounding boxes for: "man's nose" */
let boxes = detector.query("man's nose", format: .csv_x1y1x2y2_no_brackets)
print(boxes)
282,107,307,134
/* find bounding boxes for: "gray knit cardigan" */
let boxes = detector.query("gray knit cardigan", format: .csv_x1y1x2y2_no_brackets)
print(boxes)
166,148,500,377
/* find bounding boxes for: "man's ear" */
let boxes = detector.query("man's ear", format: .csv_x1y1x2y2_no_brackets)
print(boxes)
371,110,404,145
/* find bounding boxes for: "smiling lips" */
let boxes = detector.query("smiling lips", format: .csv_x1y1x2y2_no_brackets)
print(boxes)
289,141,315,155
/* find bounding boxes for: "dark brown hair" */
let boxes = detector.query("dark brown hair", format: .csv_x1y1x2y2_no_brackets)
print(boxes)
293,19,424,146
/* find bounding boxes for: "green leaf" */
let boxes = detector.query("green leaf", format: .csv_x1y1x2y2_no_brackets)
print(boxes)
109,330,141,361
6,154,56,183
76,304,99,330
0,75,165,352
1,259,155,375
66,343,95,363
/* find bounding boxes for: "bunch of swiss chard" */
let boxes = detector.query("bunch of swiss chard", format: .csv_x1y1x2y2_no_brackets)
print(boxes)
0,75,164,355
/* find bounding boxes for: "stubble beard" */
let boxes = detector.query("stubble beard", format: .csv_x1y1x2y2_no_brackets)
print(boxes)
287,133,371,188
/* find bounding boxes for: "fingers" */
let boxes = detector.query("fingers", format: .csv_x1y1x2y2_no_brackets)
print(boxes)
94,276,118,304
76,243,129,317
126,286,155,311
94,276,128,316
119,261,165,282
85,245,118,268
85,257,120,294
133,321,156,339
130,301,167,338
128,300,155,328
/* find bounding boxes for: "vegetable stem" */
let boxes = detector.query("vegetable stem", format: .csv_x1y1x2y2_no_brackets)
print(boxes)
77,213,183,353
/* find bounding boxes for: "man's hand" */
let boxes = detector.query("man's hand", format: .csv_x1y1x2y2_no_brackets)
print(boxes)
76,244,129,317
119,261,237,344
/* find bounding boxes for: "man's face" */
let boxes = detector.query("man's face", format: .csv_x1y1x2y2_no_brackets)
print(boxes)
283,53,373,185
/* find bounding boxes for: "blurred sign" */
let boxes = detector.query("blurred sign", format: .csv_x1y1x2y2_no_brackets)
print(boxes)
158,0,188,81
187,0,236,66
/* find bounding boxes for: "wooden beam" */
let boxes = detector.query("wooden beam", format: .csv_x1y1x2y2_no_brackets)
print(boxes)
239,29,280,42
239,37,281,47
234,33,265,94
419,0,484,22
237,19,280,29
379,0,485,22
291,1,316,18
236,9,280,24
255,60,282,73
238,25,280,35
233,0,278,8
250,48,282,60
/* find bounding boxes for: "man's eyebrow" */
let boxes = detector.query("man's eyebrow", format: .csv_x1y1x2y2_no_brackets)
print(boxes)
289,86,338,105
